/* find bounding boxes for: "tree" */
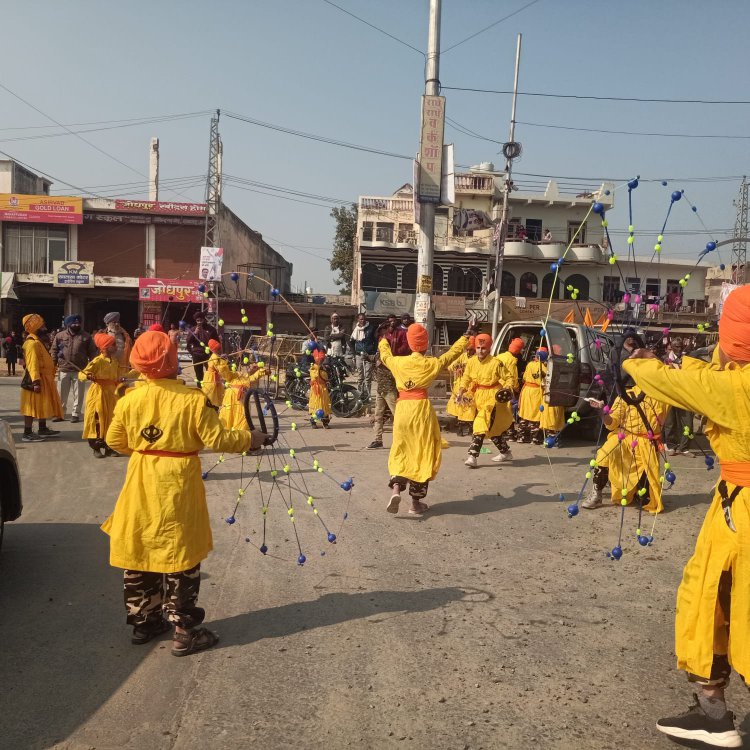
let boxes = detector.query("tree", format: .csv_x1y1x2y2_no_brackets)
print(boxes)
330,203,358,293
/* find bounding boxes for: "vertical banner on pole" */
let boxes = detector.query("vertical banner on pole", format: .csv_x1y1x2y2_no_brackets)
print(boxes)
417,96,446,204
440,143,455,206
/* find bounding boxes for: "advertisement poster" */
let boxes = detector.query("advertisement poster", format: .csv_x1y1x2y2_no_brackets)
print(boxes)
199,246,224,281
0,194,82,224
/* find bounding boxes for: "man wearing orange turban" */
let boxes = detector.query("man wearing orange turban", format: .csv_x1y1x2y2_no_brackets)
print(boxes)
446,335,476,437
623,285,750,746
516,347,548,444
101,330,268,655
201,338,235,408
78,333,121,457
455,333,516,467
379,321,474,515
20,314,63,441
495,337,524,440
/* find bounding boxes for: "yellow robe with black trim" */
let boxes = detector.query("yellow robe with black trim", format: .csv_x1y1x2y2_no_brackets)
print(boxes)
308,363,331,418
102,378,251,573
78,354,120,441
517,359,545,422
624,355,750,681
495,351,520,392
459,355,514,437
220,369,264,430
380,335,467,483
202,353,235,407
594,388,669,512
446,353,476,422
20,333,63,419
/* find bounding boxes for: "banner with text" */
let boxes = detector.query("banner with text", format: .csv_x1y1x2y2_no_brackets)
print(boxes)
0,194,82,224
417,95,445,203
138,277,203,303
53,260,94,287
199,246,224,281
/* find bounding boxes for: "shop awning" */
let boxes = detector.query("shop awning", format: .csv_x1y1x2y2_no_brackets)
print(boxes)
1,272,18,300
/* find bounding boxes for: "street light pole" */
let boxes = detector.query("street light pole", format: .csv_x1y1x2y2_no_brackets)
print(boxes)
415,0,441,339
491,33,522,340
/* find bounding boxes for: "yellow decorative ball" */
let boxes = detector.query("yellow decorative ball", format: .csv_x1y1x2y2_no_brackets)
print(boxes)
242,316,249,324
609,256,616,265
585,471,592,479
620,499,628,506
218,319,225,327
654,244,661,252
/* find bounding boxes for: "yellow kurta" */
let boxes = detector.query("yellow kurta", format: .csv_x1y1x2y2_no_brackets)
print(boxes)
540,404,565,432
220,369,264,430
78,354,120,441
593,388,669,512
459,355,514,437
308,364,331,418
517,359,545,422
380,335,467,483
202,353,234,407
446,353,476,422
624,355,750,680
20,333,63,419
495,351,520,392
102,378,251,573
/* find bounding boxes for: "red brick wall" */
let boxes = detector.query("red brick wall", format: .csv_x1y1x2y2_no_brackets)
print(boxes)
155,225,203,279
77,222,146,277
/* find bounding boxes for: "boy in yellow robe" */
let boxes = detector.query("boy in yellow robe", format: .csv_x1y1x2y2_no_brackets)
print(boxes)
380,323,471,516
103,330,266,654
496,337,524,441
623,284,750,747
308,349,331,428
202,338,234,408
456,333,515,467
517,347,547,444
220,360,264,430
79,332,123,458
446,336,476,436
20,313,63,442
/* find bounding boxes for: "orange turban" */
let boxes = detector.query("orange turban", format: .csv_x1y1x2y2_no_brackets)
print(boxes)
23,314,44,333
508,337,524,355
719,284,750,362
208,338,222,355
94,333,115,351
475,333,493,349
468,336,476,350
148,323,164,333
312,349,326,363
406,323,429,353
130,331,178,379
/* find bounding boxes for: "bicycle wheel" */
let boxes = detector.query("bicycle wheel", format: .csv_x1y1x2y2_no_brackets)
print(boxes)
285,378,310,410
330,384,362,418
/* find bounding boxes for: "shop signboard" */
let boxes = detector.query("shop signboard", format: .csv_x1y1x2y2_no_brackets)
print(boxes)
138,277,203,303
52,260,94,287
0,194,82,224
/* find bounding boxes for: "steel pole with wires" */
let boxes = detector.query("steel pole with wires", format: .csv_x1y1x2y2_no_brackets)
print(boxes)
491,33,522,340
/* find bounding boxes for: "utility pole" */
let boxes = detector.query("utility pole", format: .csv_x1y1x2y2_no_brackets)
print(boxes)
491,33,522,340
732,176,748,285
204,109,222,326
414,0,441,338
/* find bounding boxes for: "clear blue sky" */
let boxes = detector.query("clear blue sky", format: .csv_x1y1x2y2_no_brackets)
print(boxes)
1,0,749,291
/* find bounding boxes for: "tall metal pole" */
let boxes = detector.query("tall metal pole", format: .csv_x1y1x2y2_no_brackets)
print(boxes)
415,0,441,337
732,176,748,285
204,109,222,327
491,33,522,340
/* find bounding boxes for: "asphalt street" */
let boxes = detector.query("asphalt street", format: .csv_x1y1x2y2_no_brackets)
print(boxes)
0,375,747,750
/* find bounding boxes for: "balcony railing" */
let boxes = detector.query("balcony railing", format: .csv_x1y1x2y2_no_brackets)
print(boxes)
454,174,495,193
359,196,413,212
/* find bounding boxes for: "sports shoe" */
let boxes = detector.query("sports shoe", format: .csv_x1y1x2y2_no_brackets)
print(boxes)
22,432,45,442
367,440,383,449
492,451,513,463
581,487,603,509
464,455,478,468
656,695,741,748
38,427,61,437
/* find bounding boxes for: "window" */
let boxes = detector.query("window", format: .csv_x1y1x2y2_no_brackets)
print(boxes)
401,263,417,293
500,270,515,296
525,219,542,242
397,223,415,244
542,273,562,300
519,271,538,298
375,223,394,243
507,219,522,239
625,277,641,294
645,278,660,299
603,276,620,303
3,224,68,274
361,263,398,291
564,274,590,300
567,221,586,244
447,266,483,298
362,222,373,241
433,265,445,294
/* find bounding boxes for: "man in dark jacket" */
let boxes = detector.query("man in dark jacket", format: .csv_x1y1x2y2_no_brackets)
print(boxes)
51,314,98,423
349,312,377,401
186,311,219,386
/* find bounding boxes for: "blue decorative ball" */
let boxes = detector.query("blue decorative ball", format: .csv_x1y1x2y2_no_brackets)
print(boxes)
671,190,682,202
179,320,187,329
638,535,649,547
628,179,639,190
545,437,556,448
705,456,715,470
201,471,208,480
604,189,611,196
558,493,565,502
647,536,655,545
327,532,337,543
260,544,268,555
550,263,558,271
692,206,698,213
271,288,280,298
315,408,325,419
592,202,605,215
340,480,352,491
665,470,676,484
610,546,623,560
225,516,236,525
661,180,668,186
720,263,726,271
539,328,546,336
539,405,545,412
567,504,579,518
230,271,240,282
297,554,306,566
198,284,206,293
706,241,717,252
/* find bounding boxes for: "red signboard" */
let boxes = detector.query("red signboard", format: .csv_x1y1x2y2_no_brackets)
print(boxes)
115,200,206,216
0,194,82,224
138,277,204,303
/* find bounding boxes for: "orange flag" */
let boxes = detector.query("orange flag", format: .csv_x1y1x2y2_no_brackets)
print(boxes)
563,310,575,323
600,317,611,333
583,307,594,327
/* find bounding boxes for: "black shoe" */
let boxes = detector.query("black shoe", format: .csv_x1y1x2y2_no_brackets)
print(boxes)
367,440,383,449
51,417,64,423
656,695,741,748
22,432,45,443
38,427,61,437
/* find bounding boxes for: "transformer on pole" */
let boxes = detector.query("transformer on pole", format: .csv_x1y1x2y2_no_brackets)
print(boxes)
732,176,748,285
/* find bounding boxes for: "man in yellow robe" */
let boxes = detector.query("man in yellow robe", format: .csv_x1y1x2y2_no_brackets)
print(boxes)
455,333,515,468
380,323,471,516
79,332,123,458
202,339,235,408
496,337,524,441
20,313,63,442
308,349,331,428
446,336,476,436
220,360,264,431
517,347,547,444
624,285,750,747
102,330,266,655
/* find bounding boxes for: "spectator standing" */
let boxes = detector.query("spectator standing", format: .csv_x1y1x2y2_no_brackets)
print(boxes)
323,313,347,357
3,331,21,376
51,314,97,423
350,313,377,402
662,337,694,455
543,228,552,241
167,323,181,348
104,312,133,369
186,311,219,386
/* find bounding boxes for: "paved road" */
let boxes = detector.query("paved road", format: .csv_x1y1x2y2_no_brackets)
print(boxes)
0,375,747,749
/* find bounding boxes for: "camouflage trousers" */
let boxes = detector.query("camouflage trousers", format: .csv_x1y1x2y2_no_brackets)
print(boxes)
468,432,510,457
123,564,204,630
389,475,429,500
